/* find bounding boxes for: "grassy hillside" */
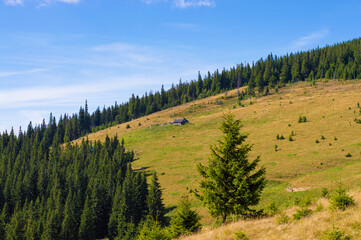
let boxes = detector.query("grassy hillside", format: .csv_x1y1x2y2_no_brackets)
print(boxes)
181,189,361,240
76,79,361,224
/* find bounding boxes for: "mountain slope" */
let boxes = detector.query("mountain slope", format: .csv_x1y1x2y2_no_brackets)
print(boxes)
181,189,361,240
76,79,361,223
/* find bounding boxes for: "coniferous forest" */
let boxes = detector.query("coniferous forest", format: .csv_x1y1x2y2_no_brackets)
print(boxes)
0,126,166,239
56,38,361,143
0,38,361,239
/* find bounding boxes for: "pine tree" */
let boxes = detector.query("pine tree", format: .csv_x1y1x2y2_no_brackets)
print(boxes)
61,190,78,240
170,195,201,238
146,172,165,224
196,114,266,224
137,218,171,240
78,196,96,240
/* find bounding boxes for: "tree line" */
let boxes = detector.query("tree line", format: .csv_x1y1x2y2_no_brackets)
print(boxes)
43,37,361,143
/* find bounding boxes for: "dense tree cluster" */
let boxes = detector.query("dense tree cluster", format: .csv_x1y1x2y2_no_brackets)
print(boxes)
46,38,361,143
0,123,165,239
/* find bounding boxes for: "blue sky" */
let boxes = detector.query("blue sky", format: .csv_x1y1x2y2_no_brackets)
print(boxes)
1,0,361,132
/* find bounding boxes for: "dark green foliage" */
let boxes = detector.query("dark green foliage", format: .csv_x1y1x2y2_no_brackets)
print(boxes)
137,218,171,240
279,135,285,140
321,188,329,198
298,115,307,123
0,128,159,240
147,172,165,224
293,196,312,220
197,114,266,224
288,135,293,141
354,117,361,124
345,153,352,157
293,208,312,220
170,196,201,238
316,139,320,143
330,185,354,211
126,124,130,129
321,135,326,140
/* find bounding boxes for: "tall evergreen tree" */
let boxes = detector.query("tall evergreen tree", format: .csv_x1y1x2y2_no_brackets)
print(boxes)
196,114,266,224
146,172,165,224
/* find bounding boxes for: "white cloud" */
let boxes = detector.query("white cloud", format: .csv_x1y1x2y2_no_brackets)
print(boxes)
174,0,215,8
3,0,81,6
4,0,24,6
141,0,215,8
290,29,329,51
0,68,47,78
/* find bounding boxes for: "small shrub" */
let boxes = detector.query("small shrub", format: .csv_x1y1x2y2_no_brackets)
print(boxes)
126,124,130,129
138,123,142,126
316,203,324,212
295,196,311,208
316,139,320,143
234,231,248,240
322,226,351,240
298,115,302,123
265,202,279,216
293,208,312,220
334,137,338,140
291,131,295,136
279,135,285,140
321,188,329,198
276,134,280,140
302,116,307,122
329,143,332,146
276,212,290,224
345,153,352,157
274,145,278,152
288,124,291,127
288,135,293,141
330,185,354,211
321,135,326,140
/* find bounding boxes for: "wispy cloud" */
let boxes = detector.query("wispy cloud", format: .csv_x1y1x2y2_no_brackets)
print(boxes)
0,77,160,109
0,68,47,78
3,0,81,6
141,0,215,8
174,0,214,8
290,29,329,51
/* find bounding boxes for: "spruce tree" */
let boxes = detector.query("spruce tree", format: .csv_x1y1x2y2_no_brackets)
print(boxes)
146,172,165,224
197,114,266,224
170,195,201,237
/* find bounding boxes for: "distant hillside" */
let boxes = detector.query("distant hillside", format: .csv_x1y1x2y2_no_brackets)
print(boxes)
24,37,361,147
77,79,361,225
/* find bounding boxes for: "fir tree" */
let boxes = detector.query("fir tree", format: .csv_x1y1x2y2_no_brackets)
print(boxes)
146,172,165,224
170,195,201,238
196,114,266,224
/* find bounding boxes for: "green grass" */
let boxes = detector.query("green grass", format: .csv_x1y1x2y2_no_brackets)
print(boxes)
76,80,361,223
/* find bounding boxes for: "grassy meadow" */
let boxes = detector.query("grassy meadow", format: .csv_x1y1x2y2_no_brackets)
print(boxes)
75,79,361,225
181,189,361,240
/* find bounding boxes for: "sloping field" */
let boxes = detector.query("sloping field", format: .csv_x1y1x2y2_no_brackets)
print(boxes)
181,189,361,240
76,80,361,224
